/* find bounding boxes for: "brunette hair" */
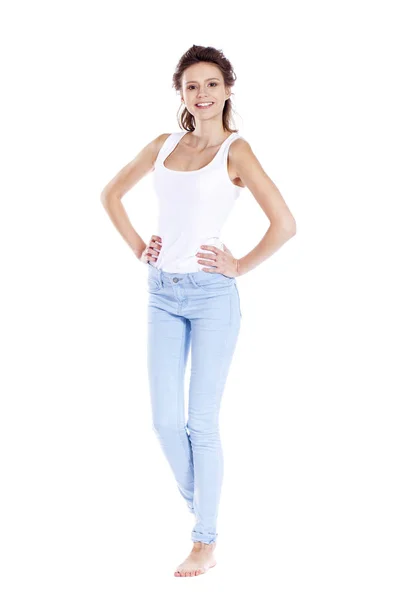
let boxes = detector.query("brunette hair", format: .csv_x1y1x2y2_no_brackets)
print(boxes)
172,45,239,133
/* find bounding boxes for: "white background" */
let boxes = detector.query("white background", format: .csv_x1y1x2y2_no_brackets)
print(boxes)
1,0,399,597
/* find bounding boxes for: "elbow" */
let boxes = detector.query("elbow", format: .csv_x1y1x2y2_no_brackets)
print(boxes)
100,193,111,210
100,188,109,204
287,219,297,237
100,190,120,207
276,218,296,238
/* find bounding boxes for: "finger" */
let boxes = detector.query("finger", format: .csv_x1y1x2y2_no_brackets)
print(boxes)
198,259,217,266
199,256,218,265
146,243,158,255
200,245,219,254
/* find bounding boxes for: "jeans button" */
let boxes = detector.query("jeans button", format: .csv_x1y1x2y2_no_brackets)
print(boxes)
173,277,179,283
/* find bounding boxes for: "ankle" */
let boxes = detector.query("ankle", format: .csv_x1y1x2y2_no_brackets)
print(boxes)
193,541,215,551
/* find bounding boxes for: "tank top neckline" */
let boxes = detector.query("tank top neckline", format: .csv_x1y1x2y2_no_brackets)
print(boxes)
161,131,237,174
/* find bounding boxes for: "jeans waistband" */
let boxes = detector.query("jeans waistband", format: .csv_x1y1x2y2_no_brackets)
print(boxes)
147,260,235,286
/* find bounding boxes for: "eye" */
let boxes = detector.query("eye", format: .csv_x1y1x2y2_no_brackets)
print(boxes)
187,82,218,90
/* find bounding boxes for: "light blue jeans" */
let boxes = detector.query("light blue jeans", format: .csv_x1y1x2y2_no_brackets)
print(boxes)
146,261,242,545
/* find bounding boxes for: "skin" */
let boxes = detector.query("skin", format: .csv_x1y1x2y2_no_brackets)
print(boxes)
174,541,217,577
101,61,296,278
100,61,297,576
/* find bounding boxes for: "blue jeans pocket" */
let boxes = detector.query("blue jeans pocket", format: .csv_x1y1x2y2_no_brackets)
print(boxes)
190,272,236,292
147,264,162,292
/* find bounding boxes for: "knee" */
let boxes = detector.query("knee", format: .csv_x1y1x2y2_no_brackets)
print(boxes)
152,420,182,437
186,420,221,442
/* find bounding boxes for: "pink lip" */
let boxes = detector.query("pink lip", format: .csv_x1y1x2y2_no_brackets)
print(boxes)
195,102,214,109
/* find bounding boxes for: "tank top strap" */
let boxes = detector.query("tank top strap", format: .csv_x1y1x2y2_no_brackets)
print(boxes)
155,132,186,167
219,132,245,165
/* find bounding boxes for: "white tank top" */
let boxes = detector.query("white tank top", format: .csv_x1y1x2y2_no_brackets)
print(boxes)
151,130,245,273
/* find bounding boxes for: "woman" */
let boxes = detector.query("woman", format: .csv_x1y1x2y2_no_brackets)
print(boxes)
101,45,296,577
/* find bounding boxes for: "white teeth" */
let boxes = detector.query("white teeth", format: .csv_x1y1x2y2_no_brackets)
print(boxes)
196,102,213,106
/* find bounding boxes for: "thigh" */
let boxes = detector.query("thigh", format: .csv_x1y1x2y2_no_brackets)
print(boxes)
147,302,191,427
187,286,241,426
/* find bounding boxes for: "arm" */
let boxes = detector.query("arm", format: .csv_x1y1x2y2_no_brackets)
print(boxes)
230,139,296,276
100,133,170,259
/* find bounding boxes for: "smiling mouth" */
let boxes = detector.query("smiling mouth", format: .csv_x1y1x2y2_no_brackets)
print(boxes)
195,102,215,109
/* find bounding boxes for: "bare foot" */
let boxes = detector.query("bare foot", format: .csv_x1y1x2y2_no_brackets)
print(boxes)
174,541,217,577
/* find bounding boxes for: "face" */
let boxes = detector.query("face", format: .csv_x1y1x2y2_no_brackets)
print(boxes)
180,62,231,121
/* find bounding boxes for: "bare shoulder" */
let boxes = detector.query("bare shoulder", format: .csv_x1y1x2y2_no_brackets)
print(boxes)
148,133,172,170
229,136,264,175
229,136,252,159
153,132,172,152
100,132,172,200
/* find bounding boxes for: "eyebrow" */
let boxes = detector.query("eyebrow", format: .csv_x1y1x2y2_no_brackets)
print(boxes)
185,78,221,84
